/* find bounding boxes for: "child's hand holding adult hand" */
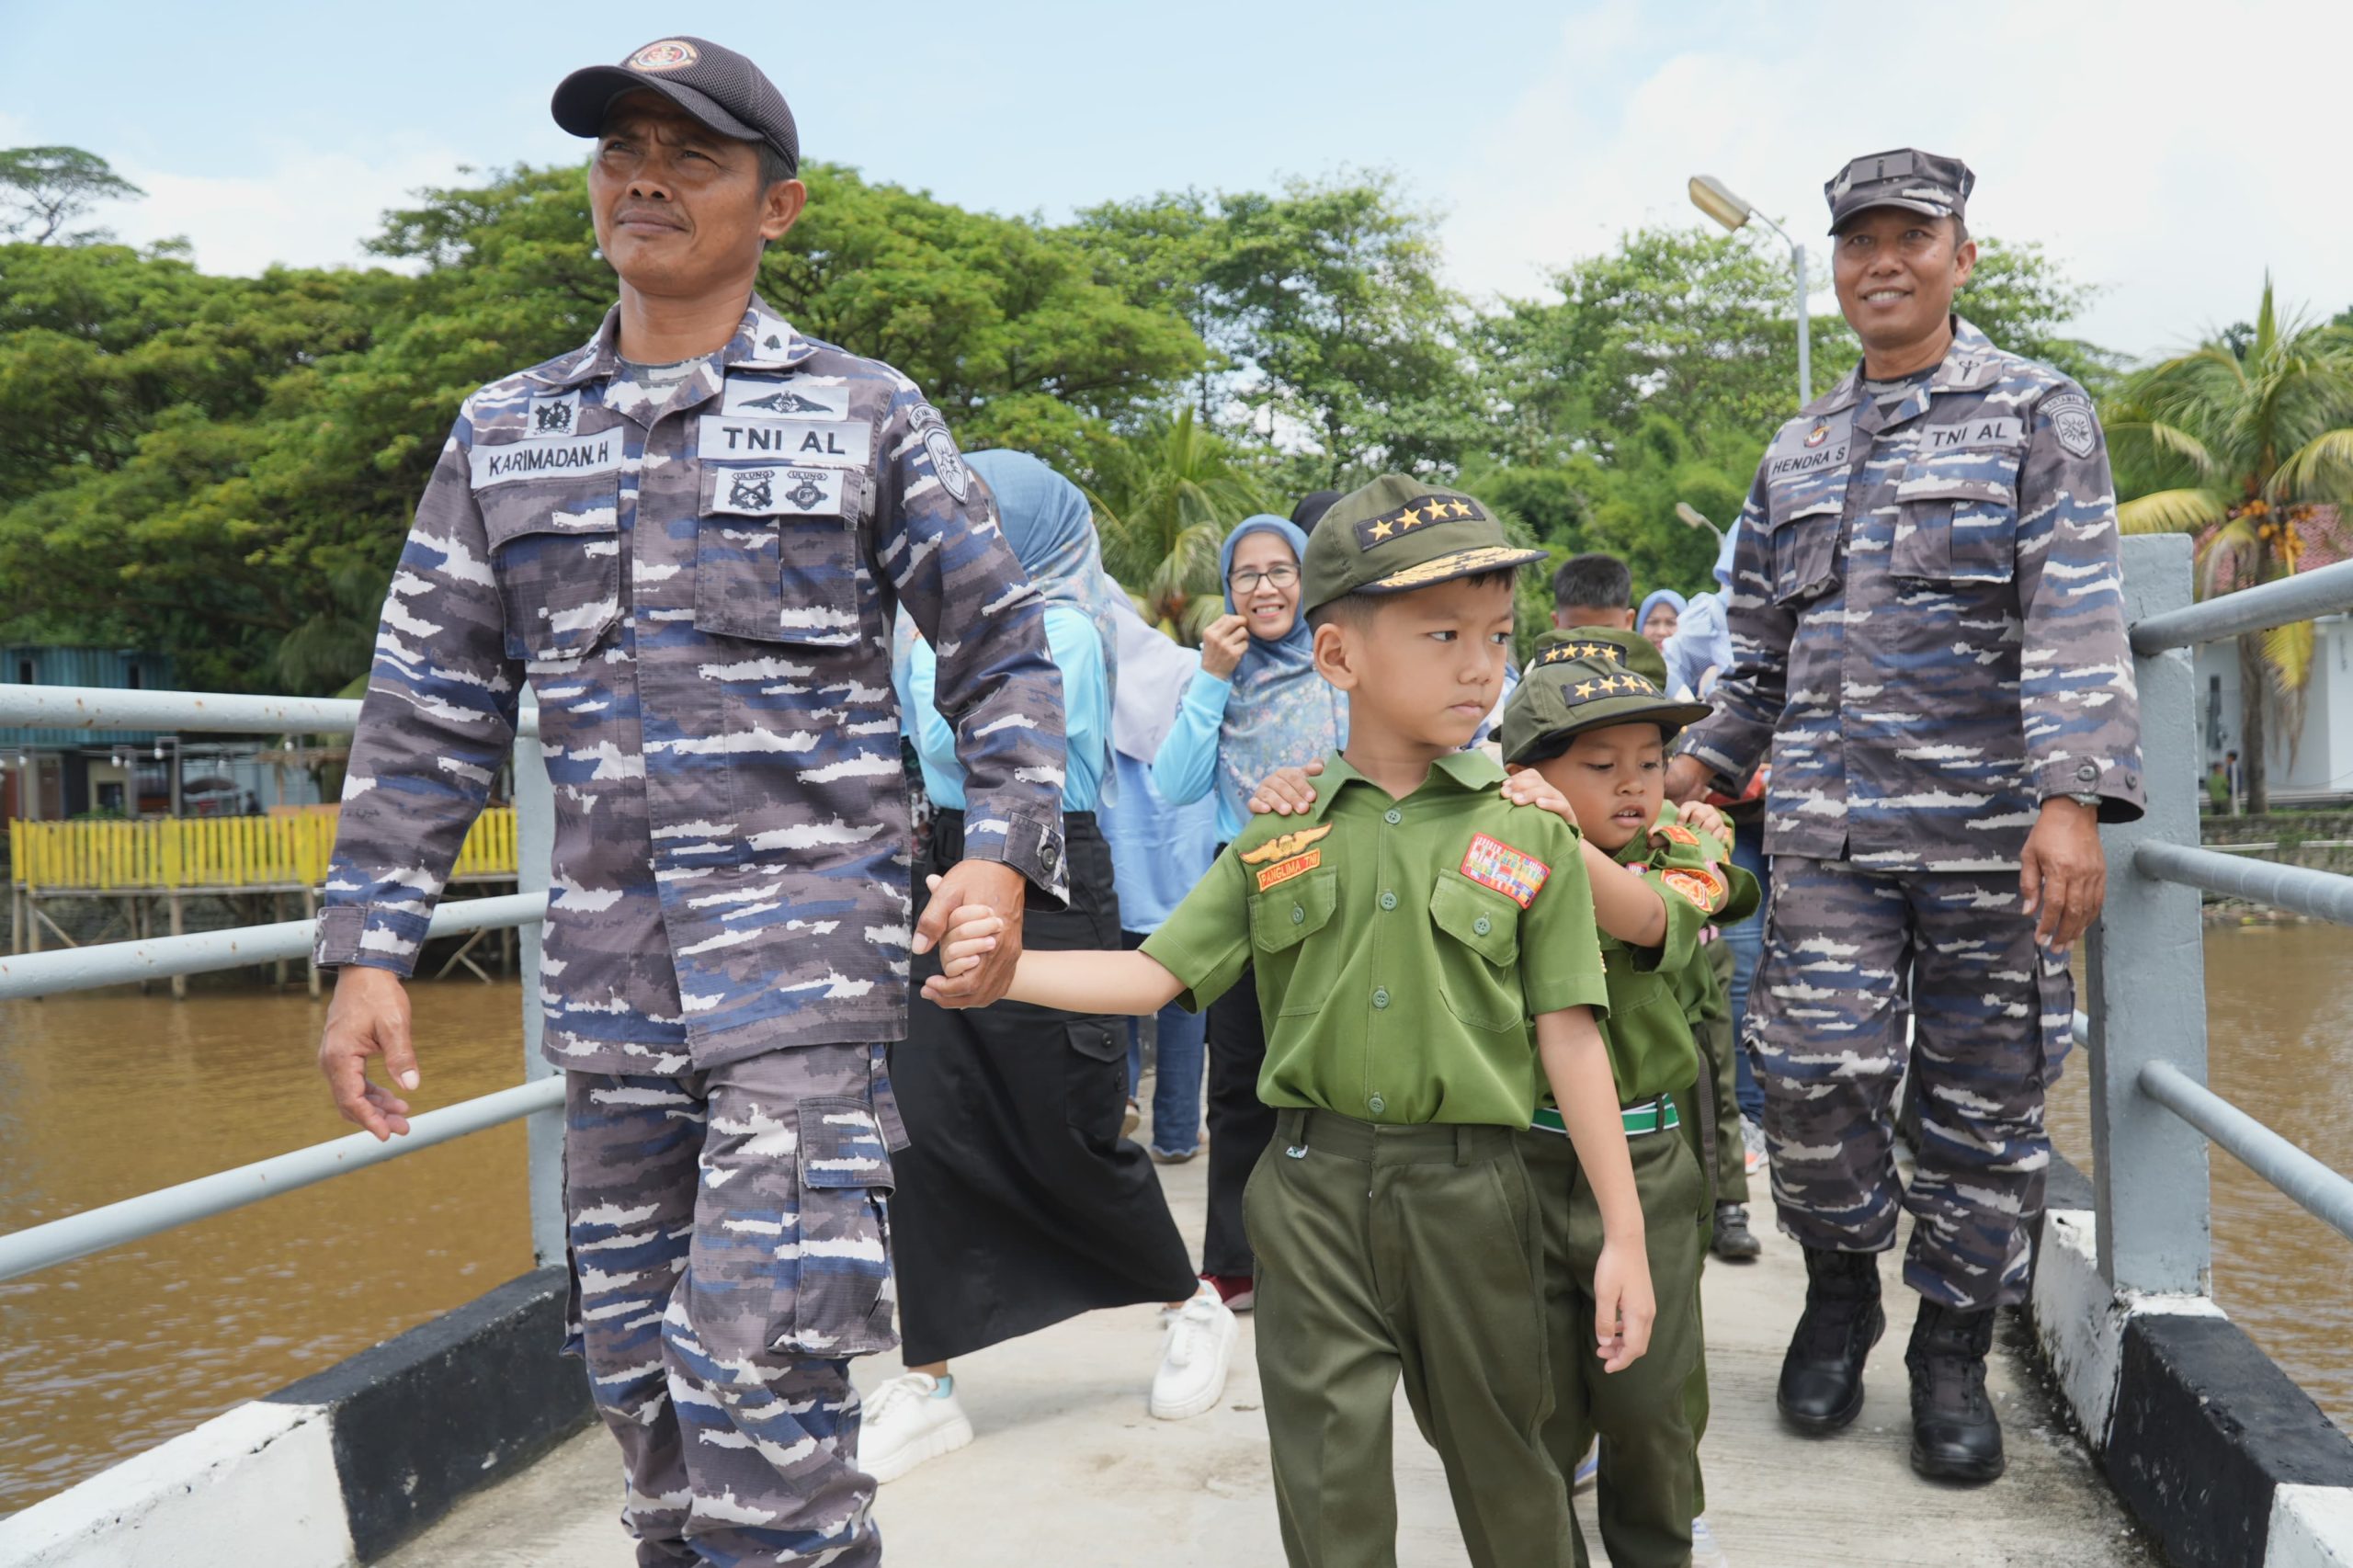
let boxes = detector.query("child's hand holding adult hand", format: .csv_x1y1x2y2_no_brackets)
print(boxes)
1593,1239,1657,1374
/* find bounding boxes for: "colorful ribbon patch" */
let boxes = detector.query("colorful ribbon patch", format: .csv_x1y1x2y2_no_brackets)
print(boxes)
1662,866,1728,914
1460,833,1550,908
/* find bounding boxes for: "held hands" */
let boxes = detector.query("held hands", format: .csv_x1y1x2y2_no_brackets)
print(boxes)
913,859,1027,1006
918,884,1007,1006
1592,1236,1657,1374
1199,614,1252,681
318,966,421,1142
2020,797,2106,949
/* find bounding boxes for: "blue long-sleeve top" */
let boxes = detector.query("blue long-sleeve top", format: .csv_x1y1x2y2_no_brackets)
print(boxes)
901,604,1108,812
1149,671,1245,840
1098,751,1222,933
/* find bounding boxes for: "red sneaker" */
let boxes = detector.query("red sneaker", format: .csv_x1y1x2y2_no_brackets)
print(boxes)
1202,1273,1255,1312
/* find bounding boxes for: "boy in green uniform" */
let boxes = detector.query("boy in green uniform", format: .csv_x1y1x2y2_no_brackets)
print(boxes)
1497,638,1760,1568
923,474,1656,1568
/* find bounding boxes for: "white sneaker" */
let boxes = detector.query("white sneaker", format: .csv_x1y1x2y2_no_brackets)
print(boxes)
857,1372,972,1483
1149,1285,1237,1419
1691,1512,1732,1567
1741,1116,1768,1176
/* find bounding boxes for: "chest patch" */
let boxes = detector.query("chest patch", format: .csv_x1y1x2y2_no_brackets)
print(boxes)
1920,415,2024,453
699,415,871,469
708,464,847,518
525,391,583,437
1662,866,1728,914
1255,849,1321,892
470,426,622,490
1460,833,1550,909
1765,414,1856,481
722,378,849,419
1241,825,1332,867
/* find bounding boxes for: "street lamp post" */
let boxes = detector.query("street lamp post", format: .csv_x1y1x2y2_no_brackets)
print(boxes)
1689,175,1811,404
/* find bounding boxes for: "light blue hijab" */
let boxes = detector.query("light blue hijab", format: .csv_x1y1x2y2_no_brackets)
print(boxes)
1213,516,1347,821
963,449,1122,697
1638,587,1688,635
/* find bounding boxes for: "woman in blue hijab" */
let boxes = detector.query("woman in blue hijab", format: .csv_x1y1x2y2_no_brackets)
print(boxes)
1149,512,1347,1308
877,451,1227,1483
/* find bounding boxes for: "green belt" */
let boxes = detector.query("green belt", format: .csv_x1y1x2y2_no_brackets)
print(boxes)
1529,1090,1679,1139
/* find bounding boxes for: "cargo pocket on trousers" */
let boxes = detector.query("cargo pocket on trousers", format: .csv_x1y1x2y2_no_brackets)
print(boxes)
1064,1018,1128,1150
779,1096,899,1358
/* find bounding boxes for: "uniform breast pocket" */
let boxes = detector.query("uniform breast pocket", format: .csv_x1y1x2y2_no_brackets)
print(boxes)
1428,874,1524,1033
1763,480,1846,607
693,465,870,647
479,481,621,664
1891,455,2021,585
1248,869,1338,1016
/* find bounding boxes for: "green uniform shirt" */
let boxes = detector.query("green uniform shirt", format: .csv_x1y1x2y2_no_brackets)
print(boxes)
1544,812,1762,1108
1142,749,1608,1128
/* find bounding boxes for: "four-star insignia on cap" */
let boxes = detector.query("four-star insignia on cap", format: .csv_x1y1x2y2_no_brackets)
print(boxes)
1353,494,1488,552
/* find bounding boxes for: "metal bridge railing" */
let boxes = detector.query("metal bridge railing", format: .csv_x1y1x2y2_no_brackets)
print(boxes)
0,685,563,1284
2089,538,2353,1296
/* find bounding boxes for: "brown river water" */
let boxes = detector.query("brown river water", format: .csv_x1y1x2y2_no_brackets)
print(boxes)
1,926,2347,1516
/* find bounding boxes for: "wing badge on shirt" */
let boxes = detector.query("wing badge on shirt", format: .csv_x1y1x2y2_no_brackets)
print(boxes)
1243,824,1334,892
1461,833,1551,909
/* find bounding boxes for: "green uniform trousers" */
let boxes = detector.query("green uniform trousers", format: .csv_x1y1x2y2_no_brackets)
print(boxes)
1696,936,1746,1206
1520,1117,1708,1568
1245,1108,1576,1568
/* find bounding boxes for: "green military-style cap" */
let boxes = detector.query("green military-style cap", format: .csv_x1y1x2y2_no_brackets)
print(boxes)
1501,641,1711,766
1533,625,1668,688
1300,474,1549,615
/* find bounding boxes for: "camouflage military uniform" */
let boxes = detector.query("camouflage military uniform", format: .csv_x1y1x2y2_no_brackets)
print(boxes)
1677,316,2144,1310
318,296,1068,1564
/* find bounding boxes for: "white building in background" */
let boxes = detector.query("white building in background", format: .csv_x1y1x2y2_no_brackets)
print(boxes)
2196,612,2353,805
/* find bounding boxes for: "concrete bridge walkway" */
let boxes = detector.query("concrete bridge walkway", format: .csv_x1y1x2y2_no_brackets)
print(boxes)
385,1131,2159,1568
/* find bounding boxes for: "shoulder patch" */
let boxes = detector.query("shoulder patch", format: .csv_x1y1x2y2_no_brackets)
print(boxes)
1240,824,1333,866
1662,866,1728,914
2042,391,2098,460
917,411,972,504
1461,833,1551,909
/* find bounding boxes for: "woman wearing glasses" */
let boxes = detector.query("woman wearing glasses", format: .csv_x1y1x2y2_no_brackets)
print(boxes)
1150,514,1347,1313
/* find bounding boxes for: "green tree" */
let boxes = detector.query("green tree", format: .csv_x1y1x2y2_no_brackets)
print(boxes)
0,146,143,244
1085,409,1270,640
2107,279,2353,812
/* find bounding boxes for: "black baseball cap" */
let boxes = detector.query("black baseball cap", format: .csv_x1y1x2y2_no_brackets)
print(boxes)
1824,147,1973,234
552,37,800,176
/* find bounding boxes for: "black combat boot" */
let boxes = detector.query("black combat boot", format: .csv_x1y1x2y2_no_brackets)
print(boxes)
1906,1300,2006,1483
1776,1245,1883,1432
1711,1201,1763,1262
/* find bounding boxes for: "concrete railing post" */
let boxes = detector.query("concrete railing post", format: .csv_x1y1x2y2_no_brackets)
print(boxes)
2086,534,2211,1294
513,697,564,1269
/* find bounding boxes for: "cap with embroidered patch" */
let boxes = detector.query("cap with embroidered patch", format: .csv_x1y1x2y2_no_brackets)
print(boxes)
1824,147,1973,234
1533,625,1668,689
1299,474,1548,615
552,37,800,176
1500,642,1711,766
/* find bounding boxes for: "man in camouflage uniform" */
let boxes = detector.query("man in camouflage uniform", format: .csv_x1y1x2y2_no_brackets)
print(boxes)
312,38,1067,1566
1665,149,2143,1484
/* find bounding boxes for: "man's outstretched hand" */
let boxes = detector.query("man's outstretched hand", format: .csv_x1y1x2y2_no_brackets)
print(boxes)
319,966,420,1142
914,858,1028,1006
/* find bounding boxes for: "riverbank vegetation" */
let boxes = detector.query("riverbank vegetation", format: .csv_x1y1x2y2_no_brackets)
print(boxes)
2,146,2339,699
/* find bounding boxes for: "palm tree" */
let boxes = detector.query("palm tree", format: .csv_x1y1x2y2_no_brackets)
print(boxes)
2107,279,2353,813
1085,408,1271,642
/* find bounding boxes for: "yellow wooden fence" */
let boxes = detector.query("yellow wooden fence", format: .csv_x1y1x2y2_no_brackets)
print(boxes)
9,809,517,892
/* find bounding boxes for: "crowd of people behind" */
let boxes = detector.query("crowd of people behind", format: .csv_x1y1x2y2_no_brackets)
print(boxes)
870,473,1778,1566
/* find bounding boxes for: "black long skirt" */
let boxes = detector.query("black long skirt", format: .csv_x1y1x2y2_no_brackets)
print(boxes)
892,809,1199,1366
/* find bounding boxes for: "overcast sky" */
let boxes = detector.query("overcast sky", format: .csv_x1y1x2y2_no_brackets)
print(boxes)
5,0,2346,363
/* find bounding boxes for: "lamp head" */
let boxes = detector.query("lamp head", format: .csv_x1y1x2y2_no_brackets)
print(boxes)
1688,175,1753,233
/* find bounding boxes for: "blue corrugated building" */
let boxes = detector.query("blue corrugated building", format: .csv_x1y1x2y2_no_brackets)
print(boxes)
4,646,176,821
